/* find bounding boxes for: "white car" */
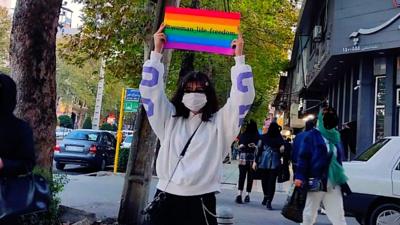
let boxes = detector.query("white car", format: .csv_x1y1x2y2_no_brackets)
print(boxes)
121,135,133,149
343,137,400,225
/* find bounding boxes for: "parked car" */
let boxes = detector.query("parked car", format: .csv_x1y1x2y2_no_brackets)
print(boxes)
343,137,400,225
54,129,116,171
121,135,133,149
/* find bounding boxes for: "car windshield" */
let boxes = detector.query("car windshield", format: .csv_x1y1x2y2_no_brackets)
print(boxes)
65,131,99,141
124,136,133,143
354,138,390,161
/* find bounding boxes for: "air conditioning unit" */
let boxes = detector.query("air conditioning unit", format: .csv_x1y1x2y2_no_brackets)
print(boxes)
313,25,322,42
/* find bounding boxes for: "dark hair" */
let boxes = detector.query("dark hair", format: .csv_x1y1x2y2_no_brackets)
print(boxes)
171,71,218,121
305,120,315,131
0,72,17,115
265,122,282,138
244,119,258,136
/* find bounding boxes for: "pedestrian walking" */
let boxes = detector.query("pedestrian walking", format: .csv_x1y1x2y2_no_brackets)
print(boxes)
292,120,314,177
0,73,36,224
253,122,285,210
294,107,351,225
235,120,259,204
231,138,239,160
140,24,255,225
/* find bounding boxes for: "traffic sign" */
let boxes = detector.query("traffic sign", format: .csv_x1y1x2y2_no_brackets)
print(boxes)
125,88,141,102
124,101,139,112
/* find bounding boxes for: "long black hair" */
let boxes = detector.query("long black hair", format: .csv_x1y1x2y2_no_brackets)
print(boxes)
262,122,284,148
171,71,219,121
239,119,259,144
0,72,17,116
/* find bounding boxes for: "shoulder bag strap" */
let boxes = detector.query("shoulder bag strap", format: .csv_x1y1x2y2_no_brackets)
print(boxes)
164,122,202,192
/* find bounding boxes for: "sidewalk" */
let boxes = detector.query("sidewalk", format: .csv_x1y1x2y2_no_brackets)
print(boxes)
60,162,358,224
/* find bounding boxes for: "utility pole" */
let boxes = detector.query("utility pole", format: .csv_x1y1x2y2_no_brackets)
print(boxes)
92,58,105,130
118,1,180,224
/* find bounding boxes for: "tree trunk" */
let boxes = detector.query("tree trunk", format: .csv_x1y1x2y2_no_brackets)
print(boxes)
118,1,180,224
10,0,62,169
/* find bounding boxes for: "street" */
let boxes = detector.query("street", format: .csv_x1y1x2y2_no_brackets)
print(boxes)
58,161,359,225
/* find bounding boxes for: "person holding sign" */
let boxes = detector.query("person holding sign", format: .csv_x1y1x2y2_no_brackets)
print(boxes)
139,24,255,225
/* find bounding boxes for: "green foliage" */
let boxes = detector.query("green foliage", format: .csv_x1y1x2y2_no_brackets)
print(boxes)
60,0,298,127
117,148,130,172
58,115,73,128
100,122,114,131
0,7,11,73
31,167,69,225
83,116,92,129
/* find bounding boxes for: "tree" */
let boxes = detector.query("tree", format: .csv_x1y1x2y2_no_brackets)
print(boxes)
100,122,114,131
60,0,297,126
83,116,92,129
58,115,73,128
0,6,11,73
10,0,63,169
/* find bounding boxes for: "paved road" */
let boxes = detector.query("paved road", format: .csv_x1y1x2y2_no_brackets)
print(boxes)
59,161,359,225
53,161,114,175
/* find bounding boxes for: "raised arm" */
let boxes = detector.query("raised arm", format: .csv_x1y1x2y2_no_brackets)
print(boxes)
216,33,255,156
139,25,175,141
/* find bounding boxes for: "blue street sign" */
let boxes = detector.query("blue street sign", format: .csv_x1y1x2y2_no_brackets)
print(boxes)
125,88,141,102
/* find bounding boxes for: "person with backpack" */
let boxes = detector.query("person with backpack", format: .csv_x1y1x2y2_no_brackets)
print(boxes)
253,122,284,210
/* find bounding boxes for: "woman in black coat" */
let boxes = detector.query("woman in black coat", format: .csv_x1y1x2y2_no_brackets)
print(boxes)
0,73,35,177
235,120,260,204
253,122,284,210
0,73,36,224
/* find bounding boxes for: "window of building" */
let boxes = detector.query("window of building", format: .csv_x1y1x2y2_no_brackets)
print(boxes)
374,57,386,76
374,76,386,142
396,57,400,86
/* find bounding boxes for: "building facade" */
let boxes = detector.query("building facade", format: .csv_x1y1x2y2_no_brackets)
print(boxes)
277,0,400,154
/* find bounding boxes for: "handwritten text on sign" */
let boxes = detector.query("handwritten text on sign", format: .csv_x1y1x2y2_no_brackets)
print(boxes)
163,7,241,56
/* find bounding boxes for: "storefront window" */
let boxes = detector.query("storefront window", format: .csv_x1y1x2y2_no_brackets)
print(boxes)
396,57,400,86
374,57,386,76
374,76,385,142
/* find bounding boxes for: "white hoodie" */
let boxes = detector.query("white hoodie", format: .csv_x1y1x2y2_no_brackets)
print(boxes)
139,51,255,196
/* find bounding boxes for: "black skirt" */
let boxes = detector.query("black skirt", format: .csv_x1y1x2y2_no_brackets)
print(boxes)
149,189,217,225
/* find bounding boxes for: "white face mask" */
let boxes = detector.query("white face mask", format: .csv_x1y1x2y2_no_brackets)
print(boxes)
182,93,207,112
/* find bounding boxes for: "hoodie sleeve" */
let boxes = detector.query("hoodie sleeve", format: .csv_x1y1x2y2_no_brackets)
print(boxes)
139,51,175,141
216,55,255,157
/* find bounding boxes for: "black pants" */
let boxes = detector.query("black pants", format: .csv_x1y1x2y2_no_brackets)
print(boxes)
238,164,254,192
260,169,278,202
150,190,217,225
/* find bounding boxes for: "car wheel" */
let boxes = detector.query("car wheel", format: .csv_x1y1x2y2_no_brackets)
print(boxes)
56,162,65,170
368,203,400,225
98,158,106,171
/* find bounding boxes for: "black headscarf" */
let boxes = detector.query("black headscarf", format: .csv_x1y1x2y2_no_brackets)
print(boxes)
0,73,17,117
239,120,259,145
261,122,284,148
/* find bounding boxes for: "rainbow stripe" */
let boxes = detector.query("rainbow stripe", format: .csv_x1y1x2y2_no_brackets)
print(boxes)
163,7,241,55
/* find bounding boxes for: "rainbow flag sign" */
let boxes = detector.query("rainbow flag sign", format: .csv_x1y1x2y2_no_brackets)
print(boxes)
163,7,241,56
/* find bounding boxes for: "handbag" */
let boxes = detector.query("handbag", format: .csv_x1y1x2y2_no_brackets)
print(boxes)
258,145,280,170
0,174,50,220
142,122,202,223
277,164,290,183
281,185,307,223
307,177,323,192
